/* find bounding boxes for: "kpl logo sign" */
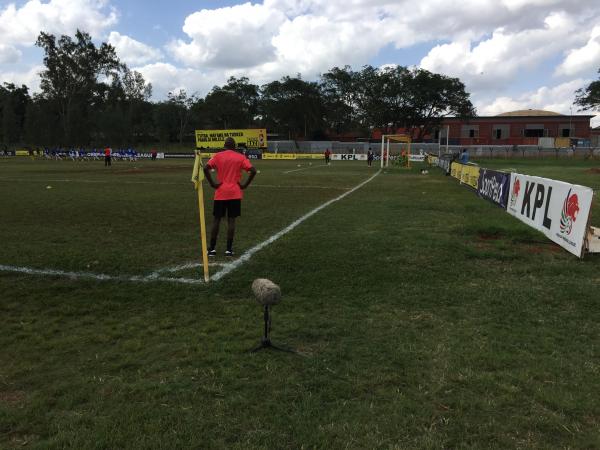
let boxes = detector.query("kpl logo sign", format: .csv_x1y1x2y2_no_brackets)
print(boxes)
559,189,580,235
506,173,593,257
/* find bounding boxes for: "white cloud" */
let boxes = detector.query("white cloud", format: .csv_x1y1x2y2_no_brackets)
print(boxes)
107,31,162,66
556,26,600,77
169,2,286,69
0,44,22,64
420,12,583,91
477,79,585,115
133,62,220,99
0,0,117,48
0,65,43,92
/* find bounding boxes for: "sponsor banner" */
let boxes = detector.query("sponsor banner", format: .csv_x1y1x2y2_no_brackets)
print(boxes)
137,152,165,159
332,154,367,161
195,128,267,149
164,152,195,159
507,173,594,257
459,165,480,189
477,169,511,208
1,150,15,156
16,149,44,156
245,149,263,160
450,162,463,180
296,153,324,159
409,154,426,162
438,158,450,172
263,153,297,160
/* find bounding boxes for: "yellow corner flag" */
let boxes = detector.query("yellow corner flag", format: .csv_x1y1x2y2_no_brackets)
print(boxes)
192,151,209,282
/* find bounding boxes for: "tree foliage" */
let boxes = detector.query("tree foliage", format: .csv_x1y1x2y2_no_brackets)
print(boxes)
575,69,600,111
4,30,476,147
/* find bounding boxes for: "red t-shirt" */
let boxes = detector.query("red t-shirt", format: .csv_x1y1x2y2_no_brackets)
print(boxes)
206,150,254,200
104,147,111,156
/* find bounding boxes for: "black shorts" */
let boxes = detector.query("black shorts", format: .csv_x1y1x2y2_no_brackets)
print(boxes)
213,199,241,218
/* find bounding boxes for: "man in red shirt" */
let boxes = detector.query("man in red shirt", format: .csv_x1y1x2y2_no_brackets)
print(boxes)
324,148,331,164
203,137,257,257
104,146,111,166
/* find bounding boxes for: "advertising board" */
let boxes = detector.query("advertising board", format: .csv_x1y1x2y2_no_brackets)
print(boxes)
507,173,594,257
195,129,267,149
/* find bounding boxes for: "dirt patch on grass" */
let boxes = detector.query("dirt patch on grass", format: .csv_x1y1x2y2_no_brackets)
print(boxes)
0,390,26,407
585,168,600,174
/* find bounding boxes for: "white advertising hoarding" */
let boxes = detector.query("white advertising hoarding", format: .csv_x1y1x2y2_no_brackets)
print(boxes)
507,173,594,257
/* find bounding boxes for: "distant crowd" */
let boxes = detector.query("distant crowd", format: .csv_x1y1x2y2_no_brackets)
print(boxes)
42,147,142,161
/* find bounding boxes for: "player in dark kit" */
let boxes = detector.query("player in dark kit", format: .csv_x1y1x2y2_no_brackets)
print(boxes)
203,137,257,256
367,148,374,167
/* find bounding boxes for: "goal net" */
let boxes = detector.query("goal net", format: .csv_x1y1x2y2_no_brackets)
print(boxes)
380,134,412,168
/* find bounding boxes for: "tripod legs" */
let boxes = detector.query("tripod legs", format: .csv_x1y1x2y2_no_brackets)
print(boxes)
249,305,296,353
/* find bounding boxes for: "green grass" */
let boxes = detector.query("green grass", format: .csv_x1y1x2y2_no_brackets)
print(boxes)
1,156,600,448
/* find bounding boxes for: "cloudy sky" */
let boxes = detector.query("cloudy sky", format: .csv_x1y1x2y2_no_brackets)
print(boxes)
1,0,599,125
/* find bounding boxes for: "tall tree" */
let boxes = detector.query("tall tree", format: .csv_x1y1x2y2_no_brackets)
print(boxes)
320,66,360,134
260,76,325,139
0,83,30,145
35,29,121,144
204,76,259,128
403,68,475,139
166,89,199,145
574,68,600,111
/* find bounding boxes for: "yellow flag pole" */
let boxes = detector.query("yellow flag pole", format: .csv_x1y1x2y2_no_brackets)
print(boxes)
192,151,210,282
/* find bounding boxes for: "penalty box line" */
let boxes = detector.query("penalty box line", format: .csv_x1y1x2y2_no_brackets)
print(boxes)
0,264,203,285
211,169,381,281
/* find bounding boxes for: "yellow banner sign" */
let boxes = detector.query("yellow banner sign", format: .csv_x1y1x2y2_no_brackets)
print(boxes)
262,153,297,160
450,162,463,180
460,165,480,189
195,129,267,149
451,162,479,189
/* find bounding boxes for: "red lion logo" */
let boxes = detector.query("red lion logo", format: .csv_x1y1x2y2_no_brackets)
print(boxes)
510,178,520,207
566,194,579,220
513,179,520,196
560,190,580,235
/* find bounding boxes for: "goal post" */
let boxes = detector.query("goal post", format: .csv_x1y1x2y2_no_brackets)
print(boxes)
380,134,412,168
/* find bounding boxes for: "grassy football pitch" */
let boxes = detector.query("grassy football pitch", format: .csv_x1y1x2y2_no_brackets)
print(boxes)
1,156,600,448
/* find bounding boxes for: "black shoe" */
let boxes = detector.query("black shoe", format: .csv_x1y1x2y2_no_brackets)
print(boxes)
225,250,234,257
208,249,216,257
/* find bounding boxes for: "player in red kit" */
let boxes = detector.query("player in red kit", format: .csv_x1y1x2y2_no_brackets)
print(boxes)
203,137,257,256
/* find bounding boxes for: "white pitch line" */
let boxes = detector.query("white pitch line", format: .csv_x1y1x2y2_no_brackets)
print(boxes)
283,164,328,174
149,261,227,278
0,264,203,285
211,169,381,281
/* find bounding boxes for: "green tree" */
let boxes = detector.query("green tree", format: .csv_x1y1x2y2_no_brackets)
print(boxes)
403,68,475,139
319,66,360,134
35,29,122,144
167,89,199,145
574,68,600,111
260,76,325,139
0,83,30,145
204,76,259,129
